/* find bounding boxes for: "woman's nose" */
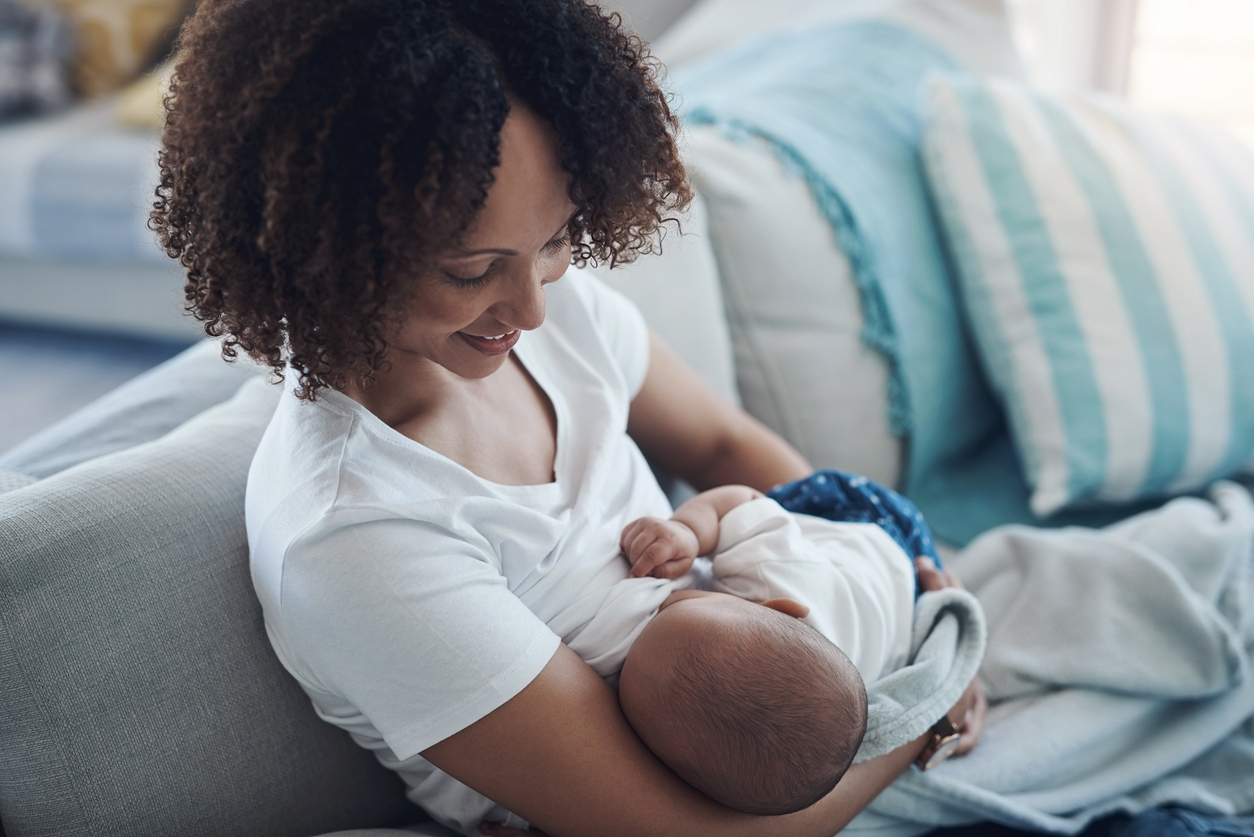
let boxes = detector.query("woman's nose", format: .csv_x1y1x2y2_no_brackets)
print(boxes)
495,267,548,332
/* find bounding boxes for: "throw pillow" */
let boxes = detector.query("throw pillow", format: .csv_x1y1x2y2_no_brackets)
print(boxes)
28,0,187,97
921,75,1254,516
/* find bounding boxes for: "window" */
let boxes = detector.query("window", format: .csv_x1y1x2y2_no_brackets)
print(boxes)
1007,0,1254,149
1128,0,1254,149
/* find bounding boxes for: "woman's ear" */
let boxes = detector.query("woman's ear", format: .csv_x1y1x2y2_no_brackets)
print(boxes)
761,597,810,619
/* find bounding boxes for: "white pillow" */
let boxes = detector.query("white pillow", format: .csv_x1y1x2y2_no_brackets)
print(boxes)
684,127,903,487
920,75,1254,515
587,193,740,406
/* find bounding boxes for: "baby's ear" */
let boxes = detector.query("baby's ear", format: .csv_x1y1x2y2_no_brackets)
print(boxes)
761,598,810,619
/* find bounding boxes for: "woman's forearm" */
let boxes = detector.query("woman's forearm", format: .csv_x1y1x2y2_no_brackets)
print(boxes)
629,332,812,495
779,734,930,836
424,645,925,837
683,412,812,493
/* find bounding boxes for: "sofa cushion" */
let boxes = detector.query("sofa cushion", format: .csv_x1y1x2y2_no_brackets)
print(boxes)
0,339,262,480
685,127,903,487
0,378,418,837
587,193,740,406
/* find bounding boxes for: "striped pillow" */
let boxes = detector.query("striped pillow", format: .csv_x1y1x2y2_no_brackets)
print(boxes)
920,75,1254,517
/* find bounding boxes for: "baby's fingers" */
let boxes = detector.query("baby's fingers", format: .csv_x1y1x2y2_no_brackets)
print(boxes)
619,518,649,553
650,556,695,580
630,539,677,578
622,518,664,559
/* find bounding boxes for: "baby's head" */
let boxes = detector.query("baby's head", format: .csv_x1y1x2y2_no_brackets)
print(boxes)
619,590,867,816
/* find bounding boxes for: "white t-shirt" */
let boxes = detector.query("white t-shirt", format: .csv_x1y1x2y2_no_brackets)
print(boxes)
246,268,689,835
710,497,916,682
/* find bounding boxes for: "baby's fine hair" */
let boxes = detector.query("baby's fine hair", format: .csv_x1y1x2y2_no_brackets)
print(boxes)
657,609,868,815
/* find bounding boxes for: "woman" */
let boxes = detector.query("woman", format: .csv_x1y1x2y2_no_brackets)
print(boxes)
153,1,982,834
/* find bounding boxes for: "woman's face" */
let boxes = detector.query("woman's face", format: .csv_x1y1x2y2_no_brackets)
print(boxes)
391,104,578,381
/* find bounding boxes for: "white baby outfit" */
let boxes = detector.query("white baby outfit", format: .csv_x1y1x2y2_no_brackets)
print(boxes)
709,496,917,682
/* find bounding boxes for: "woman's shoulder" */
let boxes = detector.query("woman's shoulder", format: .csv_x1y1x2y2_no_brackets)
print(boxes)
530,266,651,398
546,266,645,337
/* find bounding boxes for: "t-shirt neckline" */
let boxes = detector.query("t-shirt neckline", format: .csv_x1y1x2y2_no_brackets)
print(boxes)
315,334,568,497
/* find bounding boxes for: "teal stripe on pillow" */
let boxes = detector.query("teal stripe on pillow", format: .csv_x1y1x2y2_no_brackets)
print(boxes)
1134,125,1254,482
921,75,1254,516
1033,97,1190,498
952,82,1107,509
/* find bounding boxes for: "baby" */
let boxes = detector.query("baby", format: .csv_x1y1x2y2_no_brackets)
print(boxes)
615,472,936,815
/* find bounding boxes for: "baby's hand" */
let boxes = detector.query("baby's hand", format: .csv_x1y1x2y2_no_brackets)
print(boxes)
620,516,700,579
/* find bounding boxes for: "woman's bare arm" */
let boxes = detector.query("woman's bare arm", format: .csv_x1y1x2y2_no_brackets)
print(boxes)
423,644,931,837
628,332,812,492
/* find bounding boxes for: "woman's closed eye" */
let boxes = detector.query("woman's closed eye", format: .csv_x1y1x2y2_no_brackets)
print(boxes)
443,229,569,288
444,264,494,288
544,228,571,252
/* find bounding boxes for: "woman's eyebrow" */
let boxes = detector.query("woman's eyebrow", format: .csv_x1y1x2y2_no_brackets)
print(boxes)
446,247,519,258
446,214,576,259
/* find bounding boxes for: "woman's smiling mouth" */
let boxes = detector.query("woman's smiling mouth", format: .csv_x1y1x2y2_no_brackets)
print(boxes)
458,329,521,355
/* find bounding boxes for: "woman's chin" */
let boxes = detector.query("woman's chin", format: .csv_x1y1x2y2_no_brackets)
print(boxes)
441,344,515,380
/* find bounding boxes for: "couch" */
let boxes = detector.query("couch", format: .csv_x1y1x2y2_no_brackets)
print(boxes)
0,2,1013,834
9,0,1249,834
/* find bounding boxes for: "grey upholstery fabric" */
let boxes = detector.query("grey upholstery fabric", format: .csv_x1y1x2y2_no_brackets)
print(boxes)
0,378,419,837
0,340,262,480
0,470,35,495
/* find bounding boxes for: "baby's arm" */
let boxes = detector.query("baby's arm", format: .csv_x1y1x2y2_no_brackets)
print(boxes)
622,485,763,579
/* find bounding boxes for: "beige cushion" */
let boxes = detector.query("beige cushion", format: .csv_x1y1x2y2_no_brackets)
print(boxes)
686,127,904,486
587,193,740,406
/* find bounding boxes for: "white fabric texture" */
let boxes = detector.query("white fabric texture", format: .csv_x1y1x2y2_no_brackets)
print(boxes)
921,75,1254,516
247,269,683,836
588,193,740,405
710,497,916,682
850,482,1254,836
703,496,986,770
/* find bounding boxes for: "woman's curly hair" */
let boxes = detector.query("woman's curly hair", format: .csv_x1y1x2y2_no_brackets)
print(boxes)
151,0,691,399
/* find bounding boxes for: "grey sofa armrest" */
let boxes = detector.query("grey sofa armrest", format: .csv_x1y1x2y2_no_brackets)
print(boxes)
0,379,420,837
0,339,262,480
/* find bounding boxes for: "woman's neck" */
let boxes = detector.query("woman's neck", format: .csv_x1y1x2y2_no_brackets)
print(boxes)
339,350,476,429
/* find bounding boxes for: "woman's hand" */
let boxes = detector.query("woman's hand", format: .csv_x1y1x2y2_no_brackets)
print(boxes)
913,555,988,756
913,555,964,594
948,677,987,757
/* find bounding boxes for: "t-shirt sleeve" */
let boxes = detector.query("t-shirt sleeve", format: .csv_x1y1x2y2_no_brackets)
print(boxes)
568,268,652,399
278,515,562,761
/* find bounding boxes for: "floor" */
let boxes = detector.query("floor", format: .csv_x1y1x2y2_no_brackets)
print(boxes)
0,319,193,457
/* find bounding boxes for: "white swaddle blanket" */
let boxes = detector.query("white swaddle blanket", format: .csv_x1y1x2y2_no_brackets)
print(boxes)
851,481,1254,836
